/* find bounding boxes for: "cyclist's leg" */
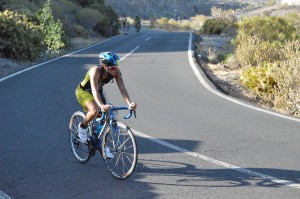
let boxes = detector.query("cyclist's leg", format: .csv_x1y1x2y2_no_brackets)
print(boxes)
75,87,100,126
83,100,100,125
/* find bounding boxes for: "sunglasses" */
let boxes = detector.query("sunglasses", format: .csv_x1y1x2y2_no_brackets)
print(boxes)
108,66,117,71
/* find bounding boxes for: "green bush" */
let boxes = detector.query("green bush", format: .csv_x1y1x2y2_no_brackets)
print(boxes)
0,0,121,61
285,12,300,35
200,18,235,35
37,1,65,54
236,16,300,116
201,18,225,34
240,63,276,98
0,10,44,60
72,24,89,38
93,6,120,36
235,16,299,67
75,7,102,30
237,16,297,43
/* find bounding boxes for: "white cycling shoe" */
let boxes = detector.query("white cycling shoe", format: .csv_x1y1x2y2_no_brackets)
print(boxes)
78,123,87,142
105,147,114,159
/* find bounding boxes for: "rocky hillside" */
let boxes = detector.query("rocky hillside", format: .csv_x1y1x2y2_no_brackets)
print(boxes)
105,0,255,19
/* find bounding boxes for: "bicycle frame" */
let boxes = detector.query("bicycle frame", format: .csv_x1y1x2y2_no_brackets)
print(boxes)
92,106,134,147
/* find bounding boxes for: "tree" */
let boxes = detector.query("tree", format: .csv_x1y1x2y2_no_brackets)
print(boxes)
37,0,64,54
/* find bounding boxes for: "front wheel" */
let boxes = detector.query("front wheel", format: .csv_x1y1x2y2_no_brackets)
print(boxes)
69,111,91,163
102,122,138,179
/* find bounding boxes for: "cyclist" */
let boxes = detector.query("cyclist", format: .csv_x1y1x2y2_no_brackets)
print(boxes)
134,15,141,32
75,52,137,156
122,18,127,31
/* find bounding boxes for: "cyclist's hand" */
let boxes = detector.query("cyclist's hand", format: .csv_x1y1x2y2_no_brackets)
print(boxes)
129,102,137,110
101,104,111,112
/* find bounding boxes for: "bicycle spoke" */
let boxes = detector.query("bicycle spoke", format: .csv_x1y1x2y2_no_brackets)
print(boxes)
125,156,134,168
118,136,131,150
103,121,137,179
113,152,122,169
123,145,134,151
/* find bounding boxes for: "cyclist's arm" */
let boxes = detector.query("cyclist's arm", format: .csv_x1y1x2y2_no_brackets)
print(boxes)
115,69,136,109
89,67,106,109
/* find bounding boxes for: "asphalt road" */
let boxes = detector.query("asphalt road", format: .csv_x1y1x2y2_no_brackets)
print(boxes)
0,28,300,199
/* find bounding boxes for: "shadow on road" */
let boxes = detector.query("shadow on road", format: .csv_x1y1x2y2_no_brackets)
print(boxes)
133,158,300,189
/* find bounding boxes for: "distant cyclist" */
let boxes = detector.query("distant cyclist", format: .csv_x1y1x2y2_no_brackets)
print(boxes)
75,52,137,156
134,15,141,32
122,18,127,31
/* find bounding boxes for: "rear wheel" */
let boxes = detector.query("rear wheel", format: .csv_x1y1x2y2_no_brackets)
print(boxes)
69,111,91,163
102,121,137,179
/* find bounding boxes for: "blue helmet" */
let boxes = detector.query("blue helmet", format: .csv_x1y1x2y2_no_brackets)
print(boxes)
99,51,120,66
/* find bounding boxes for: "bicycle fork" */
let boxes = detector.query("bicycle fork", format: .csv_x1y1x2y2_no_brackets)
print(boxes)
109,120,122,151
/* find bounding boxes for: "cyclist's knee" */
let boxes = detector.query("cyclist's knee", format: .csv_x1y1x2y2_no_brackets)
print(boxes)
90,106,100,117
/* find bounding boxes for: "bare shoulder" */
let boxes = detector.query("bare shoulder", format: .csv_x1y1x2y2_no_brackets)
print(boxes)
89,66,101,78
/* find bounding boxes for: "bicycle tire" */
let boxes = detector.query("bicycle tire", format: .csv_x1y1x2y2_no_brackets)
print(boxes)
102,121,138,179
69,111,91,163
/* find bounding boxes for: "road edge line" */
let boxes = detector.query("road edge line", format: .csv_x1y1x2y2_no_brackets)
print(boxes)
188,32,300,123
0,36,120,83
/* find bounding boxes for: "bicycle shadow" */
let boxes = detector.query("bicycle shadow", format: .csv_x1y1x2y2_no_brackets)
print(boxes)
128,136,300,191
132,158,300,189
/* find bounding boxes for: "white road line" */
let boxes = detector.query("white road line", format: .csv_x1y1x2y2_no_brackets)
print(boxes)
0,190,12,199
120,46,140,61
188,32,300,123
0,36,119,83
145,37,151,41
133,129,300,190
1,30,299,195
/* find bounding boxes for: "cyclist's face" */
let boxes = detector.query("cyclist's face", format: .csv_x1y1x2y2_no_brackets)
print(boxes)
104,64,118,75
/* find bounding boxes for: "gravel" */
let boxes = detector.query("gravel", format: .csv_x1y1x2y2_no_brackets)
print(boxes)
0,36,106,79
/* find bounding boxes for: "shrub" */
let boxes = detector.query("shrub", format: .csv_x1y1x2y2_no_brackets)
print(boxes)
71,24,89,38
235,33,280,67
237,17,300,115
237,16,298,43
272,40,300,116
285,12,300,35
37,1,65,54
190,15,206,31
200,7,237,35
75,7,101,30
178,20,191,31
235,16,299,67
0,10,44,60
201,17,236,35
211,7,236,22
5,0,41,14
240,63,276,101
92,5,120,36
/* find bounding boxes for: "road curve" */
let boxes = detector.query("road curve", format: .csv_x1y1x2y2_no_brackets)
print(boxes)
0,28,299,199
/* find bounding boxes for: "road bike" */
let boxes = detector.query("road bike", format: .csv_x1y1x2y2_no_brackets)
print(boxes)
69,105,137,179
